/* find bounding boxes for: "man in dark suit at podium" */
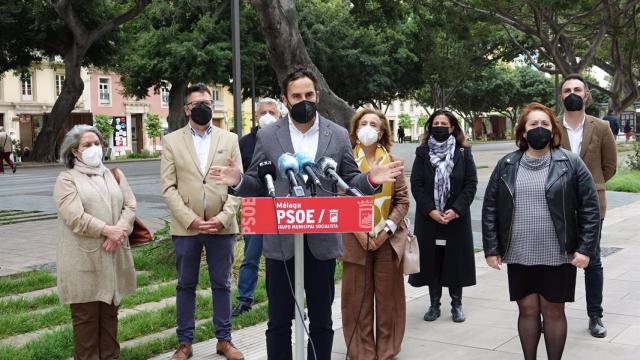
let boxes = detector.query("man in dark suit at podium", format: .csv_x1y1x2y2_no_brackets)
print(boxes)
210,67,403,360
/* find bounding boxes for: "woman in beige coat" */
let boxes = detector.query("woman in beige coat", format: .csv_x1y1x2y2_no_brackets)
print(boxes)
342,108,410,360
54,125,137,359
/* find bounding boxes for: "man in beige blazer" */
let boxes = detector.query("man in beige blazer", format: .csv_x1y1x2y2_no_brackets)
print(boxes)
558,74,617,338
161,83,244,360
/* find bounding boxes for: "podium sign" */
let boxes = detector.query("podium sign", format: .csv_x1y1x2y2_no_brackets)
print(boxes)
240,196,374,234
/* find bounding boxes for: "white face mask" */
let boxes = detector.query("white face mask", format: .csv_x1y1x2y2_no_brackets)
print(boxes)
357,125,379,147
80,145,103,167
258,113,277,128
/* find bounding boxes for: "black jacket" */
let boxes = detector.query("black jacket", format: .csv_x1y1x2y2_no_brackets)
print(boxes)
408,144,478,288
239,126,259,171
482,148,600,259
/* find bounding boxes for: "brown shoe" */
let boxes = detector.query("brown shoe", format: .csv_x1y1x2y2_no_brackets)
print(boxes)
216,340,244,360
170,343,193,359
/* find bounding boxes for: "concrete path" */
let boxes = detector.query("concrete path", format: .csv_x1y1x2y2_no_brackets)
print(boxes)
149,199,640,359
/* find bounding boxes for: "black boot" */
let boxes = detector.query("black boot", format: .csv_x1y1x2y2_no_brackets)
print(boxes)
589,316,607,338
424,297,441,322
450,288,465,323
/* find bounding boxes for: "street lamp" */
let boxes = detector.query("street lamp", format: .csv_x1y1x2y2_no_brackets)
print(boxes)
231,0,242,136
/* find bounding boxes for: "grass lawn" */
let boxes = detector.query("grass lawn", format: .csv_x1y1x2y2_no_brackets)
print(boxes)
0,226,345,360
606,169,640,193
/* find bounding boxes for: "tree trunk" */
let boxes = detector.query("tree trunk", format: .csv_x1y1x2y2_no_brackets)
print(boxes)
168,80,188,132
31,50,84,162
250,0,354,127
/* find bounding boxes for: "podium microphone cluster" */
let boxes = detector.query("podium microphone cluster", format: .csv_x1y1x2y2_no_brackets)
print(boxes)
277,153,306,197
257,160,277,198
317,156,364,196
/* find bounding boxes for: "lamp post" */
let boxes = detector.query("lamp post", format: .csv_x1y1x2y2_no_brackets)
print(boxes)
231,0,242,136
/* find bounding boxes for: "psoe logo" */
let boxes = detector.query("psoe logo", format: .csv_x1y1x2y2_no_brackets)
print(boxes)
329,209,339,223
358,200,373,230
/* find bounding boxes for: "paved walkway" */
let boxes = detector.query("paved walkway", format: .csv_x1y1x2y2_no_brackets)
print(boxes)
150,199,640,359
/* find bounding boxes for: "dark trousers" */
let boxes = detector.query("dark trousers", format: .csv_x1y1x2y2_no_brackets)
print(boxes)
584,220,604,318
173,234,235,343
265,239,336,360
0,152,15,173
70,301,119,360
237,234,263,306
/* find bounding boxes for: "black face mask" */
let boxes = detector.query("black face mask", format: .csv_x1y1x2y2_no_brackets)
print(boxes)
289,100,317,124
431,126,451,142
190,104,212,126
526,127,552,150
563,93,584,112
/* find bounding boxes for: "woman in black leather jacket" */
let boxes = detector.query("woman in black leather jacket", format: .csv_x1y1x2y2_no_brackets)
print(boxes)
482,103,600,360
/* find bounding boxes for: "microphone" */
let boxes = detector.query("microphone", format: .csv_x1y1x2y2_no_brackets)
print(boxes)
257,160,277,197
277,153,306,197
316,156,364,196
294,153,322,187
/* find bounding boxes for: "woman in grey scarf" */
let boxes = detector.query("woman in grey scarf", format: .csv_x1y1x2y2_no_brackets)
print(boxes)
408,110,478,323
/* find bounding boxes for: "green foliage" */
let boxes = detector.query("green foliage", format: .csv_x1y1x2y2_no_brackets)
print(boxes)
398,113,412,130
298,0,421,107
606,169,640,193
93,114,113,140
144,113,162,151
117,150,160,160
0,271,56,297
0,1,131,72
626,142,640,171
417,115,428,129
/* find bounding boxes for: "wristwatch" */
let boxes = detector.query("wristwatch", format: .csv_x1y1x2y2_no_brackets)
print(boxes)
383,225,393,236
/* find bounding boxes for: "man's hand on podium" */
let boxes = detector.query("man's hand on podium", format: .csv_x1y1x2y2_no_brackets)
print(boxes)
209,158,242,187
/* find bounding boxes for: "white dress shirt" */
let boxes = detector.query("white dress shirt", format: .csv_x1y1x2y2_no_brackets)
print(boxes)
190,125,213,175
288,114,320,159
563,115,585,155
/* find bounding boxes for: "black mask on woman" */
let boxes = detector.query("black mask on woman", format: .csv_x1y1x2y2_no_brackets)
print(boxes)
526,127,552,150
289,100,317,124
431,126,451,142
563,93,584,112
190,104,212,126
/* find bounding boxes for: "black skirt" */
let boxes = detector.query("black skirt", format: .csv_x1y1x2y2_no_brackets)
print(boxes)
507,263,577,303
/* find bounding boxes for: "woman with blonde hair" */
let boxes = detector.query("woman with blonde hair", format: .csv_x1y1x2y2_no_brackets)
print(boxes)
342,108,409,360
54,124,137,359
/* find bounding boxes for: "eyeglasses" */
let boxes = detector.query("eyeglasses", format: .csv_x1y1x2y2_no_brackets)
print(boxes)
187,100,213,108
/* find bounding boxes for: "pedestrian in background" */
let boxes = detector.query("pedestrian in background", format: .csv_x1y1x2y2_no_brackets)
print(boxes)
397,127,405,143
624,122,633,143
233,97,280,317
0,126,17,174
409,109,478,323
482,103,600,360
54,124,137,359
602,109,619,138
342,108,409,360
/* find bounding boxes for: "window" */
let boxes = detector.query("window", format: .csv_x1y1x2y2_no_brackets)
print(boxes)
0,113,4,127
22,74,33,101
55,74,65,96
98,77,111,105
212,89,220,101
161,87,170,107
399,101,405,112
409,101,414,112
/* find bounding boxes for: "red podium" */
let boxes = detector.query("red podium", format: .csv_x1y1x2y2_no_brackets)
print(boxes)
241,196,373,359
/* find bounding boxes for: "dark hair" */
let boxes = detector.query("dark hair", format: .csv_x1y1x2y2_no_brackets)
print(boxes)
422,109,468,148
282,67,317,96
184,83,211,104
349,108,393,151
515,102,562,151
559,73,593,108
